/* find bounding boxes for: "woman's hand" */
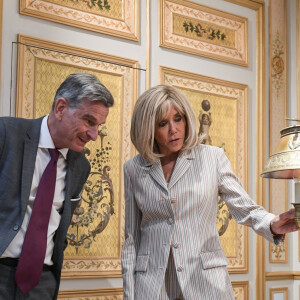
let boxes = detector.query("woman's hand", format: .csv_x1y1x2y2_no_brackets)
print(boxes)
270,208,298,235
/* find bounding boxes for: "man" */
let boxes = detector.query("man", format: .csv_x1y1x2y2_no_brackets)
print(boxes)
0,73,114,299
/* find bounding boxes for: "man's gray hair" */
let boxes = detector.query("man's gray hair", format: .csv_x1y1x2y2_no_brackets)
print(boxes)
52,73,114,110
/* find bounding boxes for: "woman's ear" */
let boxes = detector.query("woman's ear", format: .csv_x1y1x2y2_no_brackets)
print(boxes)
54,98,68,120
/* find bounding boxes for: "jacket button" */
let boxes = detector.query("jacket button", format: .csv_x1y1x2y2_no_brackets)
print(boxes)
13,225,19,231
177,266,184,272
171,198,177,204
167,218,173,225
173,243,179,249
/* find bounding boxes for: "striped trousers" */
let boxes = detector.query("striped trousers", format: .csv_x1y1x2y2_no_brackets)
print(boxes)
159,249,184,300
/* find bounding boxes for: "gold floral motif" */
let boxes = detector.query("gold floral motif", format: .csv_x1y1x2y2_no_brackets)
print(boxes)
233,287,244,300
63,259,121,271
161,0,248,66
272,241,285,259
271,31,285,99
232,281,248,300
272,55,284,75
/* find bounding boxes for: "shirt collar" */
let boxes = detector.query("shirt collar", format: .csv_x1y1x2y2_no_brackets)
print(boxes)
39,115,69,159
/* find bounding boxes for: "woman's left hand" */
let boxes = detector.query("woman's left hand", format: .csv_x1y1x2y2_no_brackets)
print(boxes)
270,208,298,235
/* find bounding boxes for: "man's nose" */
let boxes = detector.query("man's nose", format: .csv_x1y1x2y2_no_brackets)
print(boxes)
87,127,98,141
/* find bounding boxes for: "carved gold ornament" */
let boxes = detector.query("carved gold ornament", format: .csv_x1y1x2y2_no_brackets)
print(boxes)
272,54,284,75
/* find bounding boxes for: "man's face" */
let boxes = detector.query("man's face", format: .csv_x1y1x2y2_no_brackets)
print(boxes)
53,98,109,152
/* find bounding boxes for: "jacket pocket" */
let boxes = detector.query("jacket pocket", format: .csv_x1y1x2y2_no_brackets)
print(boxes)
200,249,229,269
135,255,150,272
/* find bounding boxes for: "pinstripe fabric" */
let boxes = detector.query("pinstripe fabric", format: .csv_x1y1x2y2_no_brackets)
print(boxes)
121,145,277,300
159,247,184,299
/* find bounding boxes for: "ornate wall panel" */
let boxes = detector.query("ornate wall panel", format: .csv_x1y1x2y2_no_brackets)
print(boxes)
160,0,248,66
160,66,248,273
269,0,288,264
16,34,138,278
19,0,139,41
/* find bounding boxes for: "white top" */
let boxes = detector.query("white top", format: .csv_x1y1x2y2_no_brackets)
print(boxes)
2,115,69,265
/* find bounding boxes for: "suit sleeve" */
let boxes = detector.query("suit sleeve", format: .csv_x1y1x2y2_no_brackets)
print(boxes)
217,147,284,245
121,163,142,300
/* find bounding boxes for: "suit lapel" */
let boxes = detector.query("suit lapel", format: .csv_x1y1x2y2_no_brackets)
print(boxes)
148,160,169,192
21,118,43,216
146,149,195,192
168,149,195,190
62,150,77,222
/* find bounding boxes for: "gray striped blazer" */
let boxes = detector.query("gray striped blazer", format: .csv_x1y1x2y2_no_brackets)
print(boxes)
121,145,277,300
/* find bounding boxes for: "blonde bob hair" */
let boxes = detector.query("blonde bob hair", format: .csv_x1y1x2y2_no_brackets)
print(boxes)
130,85,199,163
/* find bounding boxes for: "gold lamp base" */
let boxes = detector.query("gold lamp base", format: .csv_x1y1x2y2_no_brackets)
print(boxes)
292,203,300,229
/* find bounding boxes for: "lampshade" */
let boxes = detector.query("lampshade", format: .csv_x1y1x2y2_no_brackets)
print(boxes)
261,125,300,179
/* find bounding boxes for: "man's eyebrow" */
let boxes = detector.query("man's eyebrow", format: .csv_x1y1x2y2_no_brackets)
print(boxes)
83,114,97,121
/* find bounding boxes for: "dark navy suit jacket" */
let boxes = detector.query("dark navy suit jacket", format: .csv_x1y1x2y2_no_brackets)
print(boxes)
0,116,90,298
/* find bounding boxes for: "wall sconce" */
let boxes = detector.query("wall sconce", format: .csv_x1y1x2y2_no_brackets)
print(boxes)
261,119,300,228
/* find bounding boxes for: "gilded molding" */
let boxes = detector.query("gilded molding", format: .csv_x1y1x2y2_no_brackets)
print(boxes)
160,0,248,66
19,0,139,41
266,271,300,280
225,0,265,298
269,0,288,264
270,287,288,300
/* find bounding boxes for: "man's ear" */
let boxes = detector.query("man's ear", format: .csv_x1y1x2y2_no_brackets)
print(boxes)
54,98,68,120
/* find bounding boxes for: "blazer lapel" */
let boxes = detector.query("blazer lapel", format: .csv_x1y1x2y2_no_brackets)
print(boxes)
62,150,77,222
148,159,169,192
21,118,43,216
168,149,195,190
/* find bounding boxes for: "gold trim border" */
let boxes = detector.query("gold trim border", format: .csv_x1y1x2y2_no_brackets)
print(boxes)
159,0,248,66
270,287,288,300
266,271,300,281
159,65,249,273
268,0,288,264
19,0,139,41
224,1,265,299
58,288,123,299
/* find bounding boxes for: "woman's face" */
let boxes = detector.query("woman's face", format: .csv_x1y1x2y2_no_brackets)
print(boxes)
154,105,186,158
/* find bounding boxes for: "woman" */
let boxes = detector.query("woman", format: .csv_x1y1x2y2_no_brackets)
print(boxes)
121,85,296,300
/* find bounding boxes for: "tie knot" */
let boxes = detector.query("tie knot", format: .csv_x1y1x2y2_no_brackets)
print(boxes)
48,148,60,162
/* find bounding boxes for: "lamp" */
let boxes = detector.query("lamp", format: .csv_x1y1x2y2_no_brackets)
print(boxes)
261,119,300,228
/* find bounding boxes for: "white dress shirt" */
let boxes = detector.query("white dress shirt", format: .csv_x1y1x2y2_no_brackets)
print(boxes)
2,115,69,265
